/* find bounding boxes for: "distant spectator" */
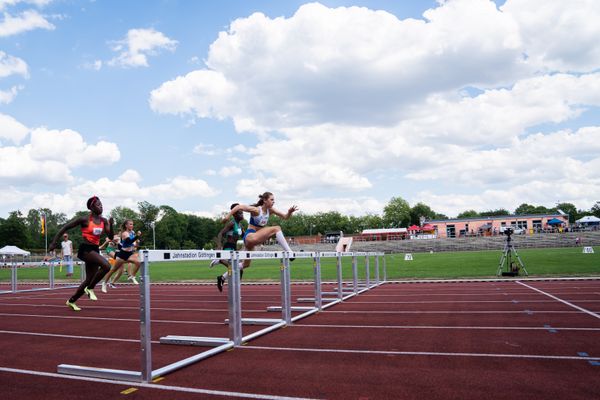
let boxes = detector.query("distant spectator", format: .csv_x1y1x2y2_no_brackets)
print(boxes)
575,236,581,246
60,233,74,277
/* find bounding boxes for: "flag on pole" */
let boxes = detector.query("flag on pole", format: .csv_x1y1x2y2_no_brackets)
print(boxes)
41,214,46,235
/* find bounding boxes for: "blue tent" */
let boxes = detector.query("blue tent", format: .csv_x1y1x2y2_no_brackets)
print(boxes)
547,218,564,225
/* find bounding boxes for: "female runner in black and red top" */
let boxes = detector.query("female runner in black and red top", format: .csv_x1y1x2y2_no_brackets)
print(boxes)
49,196,114,311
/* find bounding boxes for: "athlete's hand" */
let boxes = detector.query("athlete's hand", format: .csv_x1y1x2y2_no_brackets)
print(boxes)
288,205,298,215
44,249,55,261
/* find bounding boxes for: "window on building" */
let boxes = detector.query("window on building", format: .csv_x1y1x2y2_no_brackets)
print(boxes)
446,225,456,238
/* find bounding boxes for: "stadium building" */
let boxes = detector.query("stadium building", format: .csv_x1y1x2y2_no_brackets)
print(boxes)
427,214,570,238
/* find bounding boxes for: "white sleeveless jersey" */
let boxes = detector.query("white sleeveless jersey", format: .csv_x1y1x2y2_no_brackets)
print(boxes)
249,207,270,227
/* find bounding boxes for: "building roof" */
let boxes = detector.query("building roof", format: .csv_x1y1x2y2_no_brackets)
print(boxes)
362,228,407,234
427,213,567,224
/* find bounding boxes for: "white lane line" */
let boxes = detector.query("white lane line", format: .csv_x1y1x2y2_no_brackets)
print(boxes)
326,310,579,314
0,329,160,343
241,345,600,362
516,281,600,320
327,300,600,305
0,312,223,325
353,292,600,297
0,303,250,312
0,366,320,400
294,324,600,331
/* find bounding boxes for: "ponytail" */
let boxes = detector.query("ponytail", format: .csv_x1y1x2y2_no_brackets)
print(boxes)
252,192,273,207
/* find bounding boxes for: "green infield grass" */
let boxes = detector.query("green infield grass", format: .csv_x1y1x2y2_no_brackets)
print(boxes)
1,247,598,283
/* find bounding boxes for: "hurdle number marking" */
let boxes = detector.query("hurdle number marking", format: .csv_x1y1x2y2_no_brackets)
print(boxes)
583,247,594,254
404,253,413,261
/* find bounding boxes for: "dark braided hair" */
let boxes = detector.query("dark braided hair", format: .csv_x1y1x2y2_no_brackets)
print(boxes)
86,196,99,210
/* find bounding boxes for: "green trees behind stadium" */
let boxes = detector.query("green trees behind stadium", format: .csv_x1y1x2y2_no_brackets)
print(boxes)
1,199,599,251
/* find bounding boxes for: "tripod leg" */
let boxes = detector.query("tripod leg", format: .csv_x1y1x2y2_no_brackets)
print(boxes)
497,247,508,276
511,247,528,276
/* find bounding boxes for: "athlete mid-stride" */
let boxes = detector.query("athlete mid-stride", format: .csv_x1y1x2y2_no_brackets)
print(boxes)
211,203,245,292
222,191,298,273
49,196,114,311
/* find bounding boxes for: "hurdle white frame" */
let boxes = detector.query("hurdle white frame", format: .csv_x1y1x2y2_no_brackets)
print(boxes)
295,251,385,308
56,249,386,383
0,261,83,294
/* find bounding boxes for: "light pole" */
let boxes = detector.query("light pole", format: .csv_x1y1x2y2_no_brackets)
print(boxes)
152,209,166,250
151,221,156,250
309,224,314,236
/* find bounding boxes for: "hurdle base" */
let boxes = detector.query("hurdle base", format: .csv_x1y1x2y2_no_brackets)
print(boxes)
267,306,314,312
160,336,231,347
224,317,283,325
297,297,338,303
57,364,141,382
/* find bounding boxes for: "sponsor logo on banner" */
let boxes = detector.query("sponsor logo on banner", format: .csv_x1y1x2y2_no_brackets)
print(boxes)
237,251,281,259
292,252,315,258
165,251,220,260
320,252,338,257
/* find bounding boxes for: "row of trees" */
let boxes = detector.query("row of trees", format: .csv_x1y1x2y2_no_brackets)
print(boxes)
1,198,599,252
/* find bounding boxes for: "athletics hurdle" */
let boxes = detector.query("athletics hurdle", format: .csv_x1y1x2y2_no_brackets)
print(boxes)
58,250,233,382
0,260,83,294
226,251,293,332
56,249,387,383
56,249,289,382
294,251,386,308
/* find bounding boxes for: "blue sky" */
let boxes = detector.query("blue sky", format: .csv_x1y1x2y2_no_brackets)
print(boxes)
1,0,599,220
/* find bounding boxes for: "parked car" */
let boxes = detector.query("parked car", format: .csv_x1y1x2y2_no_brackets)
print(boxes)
499,226,526,234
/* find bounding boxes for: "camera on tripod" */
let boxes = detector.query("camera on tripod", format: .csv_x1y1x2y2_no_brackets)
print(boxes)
497,227,528,277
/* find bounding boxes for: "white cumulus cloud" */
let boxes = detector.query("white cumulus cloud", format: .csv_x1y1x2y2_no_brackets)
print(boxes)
0,112,28,143
0,51,28,77
148,0,600,216
29,127,120,167
2,172,221,217
0,85,22,104
108,28,177,68
0,118,121,185
502,0,600,72
0,9,54,36
219,166,241,177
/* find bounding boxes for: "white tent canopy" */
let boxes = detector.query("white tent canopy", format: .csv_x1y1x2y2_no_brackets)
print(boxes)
575,215,600,224
0,245,31,256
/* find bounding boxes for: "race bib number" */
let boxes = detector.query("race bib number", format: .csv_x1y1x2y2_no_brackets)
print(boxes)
93,227,103,235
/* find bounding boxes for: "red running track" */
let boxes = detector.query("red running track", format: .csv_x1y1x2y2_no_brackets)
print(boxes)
1,279,600,399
